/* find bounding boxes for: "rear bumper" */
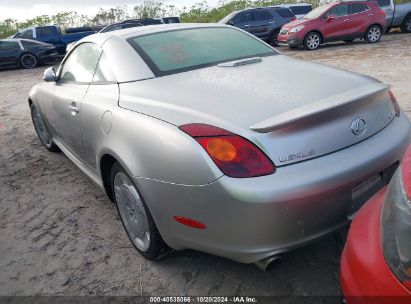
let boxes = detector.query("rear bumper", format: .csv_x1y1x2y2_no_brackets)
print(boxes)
340,187,411,301
135,113,411,264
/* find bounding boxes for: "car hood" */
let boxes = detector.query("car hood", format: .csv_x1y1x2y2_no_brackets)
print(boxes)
281,18,312,29
119,54,375,130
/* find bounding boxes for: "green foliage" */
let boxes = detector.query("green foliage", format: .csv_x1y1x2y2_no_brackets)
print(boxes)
0,0,315,39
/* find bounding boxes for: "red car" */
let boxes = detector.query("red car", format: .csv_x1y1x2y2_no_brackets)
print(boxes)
340,141,411,303
278,1,386,50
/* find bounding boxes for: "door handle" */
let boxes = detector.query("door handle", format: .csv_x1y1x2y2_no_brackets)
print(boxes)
343,19,350,22
244,24,250,27
68,102,79,115
368,14,373,16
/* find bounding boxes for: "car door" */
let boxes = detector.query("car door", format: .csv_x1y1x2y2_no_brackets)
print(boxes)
321,4,351,41
41,42,102,161
230,11,253,33
248,9,274,39
0,40,21,67
347,3,371,38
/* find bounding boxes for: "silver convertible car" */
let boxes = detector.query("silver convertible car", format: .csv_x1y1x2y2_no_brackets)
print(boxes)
29,23,411,268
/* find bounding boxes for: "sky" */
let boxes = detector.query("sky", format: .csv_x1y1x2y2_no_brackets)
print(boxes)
0,0,221,21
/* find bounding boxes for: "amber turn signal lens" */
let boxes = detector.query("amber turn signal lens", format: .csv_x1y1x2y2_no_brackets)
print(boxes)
206,138,237,161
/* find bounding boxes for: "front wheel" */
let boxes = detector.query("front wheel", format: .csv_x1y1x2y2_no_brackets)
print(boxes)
30,104,60,152
303,32,321,50
20,53,38,69
365,25,382,43
111,162,170,260
401,15,411,33
269,29,280,47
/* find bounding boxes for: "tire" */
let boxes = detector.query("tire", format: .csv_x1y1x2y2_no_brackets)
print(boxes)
303,32,321,50
401,14,411,33
30,103,60,152
343,39,354,43
365,25,382,43
269,29,280,47
111,162,170,260
20,53,38,69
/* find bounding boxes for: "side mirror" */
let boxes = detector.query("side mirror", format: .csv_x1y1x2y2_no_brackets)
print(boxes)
43,67,57,82
327,14,336,22
228,20,234,26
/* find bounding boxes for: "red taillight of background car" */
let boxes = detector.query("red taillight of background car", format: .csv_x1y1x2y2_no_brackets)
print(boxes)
290,17,297,21
180,123,275,178
381,145,411,291
389,90,401,117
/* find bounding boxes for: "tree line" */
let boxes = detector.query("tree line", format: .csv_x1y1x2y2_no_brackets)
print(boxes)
1,0,408,38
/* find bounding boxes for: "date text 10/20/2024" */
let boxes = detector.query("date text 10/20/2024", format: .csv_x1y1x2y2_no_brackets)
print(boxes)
149,296,258,303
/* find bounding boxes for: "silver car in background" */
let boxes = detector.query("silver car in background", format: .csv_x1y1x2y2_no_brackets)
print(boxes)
29,24,411,268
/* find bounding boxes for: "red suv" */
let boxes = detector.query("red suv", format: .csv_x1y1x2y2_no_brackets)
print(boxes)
278,1,386,50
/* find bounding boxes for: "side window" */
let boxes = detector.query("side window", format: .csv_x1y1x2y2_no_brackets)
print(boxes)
349,3,370,14
21,29,33,39
327,5,348,17
59,43,102,83
36,27,54,38
252,10,272,22
231,12,252,25
93,52,116,82
275,8,294,18
290,6,312,15
0,41,20,51
377,0,391,7
21,40,41,48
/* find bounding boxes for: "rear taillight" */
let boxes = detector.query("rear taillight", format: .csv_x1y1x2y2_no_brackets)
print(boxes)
381,145,411,289
291,17,297,21
180,123,275,178
389,90,401,117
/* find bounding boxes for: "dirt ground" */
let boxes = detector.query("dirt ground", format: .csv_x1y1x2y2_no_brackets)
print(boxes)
0,33,410,299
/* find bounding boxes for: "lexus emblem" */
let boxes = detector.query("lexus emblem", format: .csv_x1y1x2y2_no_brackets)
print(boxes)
351,117,367,136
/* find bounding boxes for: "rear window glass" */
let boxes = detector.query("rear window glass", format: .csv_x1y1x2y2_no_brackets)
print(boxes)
290,6,312,15
349,3,370,14
36,27,54,38
252,10,272,21
128,27,276,76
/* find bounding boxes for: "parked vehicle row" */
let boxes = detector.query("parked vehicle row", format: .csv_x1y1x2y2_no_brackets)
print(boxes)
278,1,387,50
221,0,411,50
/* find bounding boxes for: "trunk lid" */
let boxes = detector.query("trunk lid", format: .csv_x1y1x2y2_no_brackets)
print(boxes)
119,55,397,166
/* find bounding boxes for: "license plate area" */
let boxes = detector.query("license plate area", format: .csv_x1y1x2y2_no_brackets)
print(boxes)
348,174,384,220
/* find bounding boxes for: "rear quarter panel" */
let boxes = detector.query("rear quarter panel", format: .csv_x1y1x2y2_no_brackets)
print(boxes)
81,84,223,186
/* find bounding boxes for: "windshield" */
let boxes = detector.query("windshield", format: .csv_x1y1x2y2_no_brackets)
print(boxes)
303,4,332,19
128,27,277,76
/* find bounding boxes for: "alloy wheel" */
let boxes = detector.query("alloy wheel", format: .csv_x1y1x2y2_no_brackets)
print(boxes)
367,27,381,43
21,54,37,69
31,106,52,147
307,34,320,50
114,172,151,251
406,19,411,32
